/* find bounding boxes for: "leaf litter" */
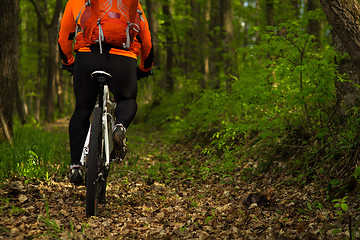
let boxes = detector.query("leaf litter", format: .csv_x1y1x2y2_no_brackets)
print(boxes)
0,135,359,239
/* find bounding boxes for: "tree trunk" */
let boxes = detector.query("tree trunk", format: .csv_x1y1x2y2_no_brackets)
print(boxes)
320,0,360,78
266,0,275,26
161,1,174,92
291,0,300,18
333,33,360,116
145,0,160,68
44,29,57,123
308,0,321,38
320,0,360,113
15,84,26,125
55,30,64,115
30,0,62,123
254,0,261,42
0,0,19,143
35,5,44,123
209,0,221,89
203,0,211,88
222,0,236,91
188,0,207,89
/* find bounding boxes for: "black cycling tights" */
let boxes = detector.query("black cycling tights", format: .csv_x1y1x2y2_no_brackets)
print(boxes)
69,51,137,165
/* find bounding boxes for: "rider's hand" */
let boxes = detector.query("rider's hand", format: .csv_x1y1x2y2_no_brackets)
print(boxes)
61,63,74,74
137,66,153,80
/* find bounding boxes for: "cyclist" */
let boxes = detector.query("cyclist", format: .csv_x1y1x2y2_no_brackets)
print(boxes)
58,0,153,185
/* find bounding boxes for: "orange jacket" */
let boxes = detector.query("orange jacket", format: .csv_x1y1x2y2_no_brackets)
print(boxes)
58,0,153,72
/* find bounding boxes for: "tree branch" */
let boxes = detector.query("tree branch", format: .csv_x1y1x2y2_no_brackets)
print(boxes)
49,0,63,29
29,0,62,29
28,0,48,28
0,109,13,145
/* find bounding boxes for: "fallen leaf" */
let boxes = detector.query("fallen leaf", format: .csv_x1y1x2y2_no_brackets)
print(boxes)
18,194,28,203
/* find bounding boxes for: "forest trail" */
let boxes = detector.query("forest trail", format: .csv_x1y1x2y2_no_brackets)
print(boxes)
0,120,351,239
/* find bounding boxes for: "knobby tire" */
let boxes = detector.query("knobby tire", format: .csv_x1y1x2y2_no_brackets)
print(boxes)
86,107,102,217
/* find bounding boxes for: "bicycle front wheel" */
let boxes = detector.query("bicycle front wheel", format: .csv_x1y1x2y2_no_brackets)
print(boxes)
86,107,102,217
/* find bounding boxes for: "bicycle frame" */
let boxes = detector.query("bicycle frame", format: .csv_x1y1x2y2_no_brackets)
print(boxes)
79,81,116,170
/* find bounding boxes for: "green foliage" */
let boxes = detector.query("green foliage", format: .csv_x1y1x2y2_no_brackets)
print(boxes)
353,166,360,179
138,9,355,183
0,124,69,181
332,196,349,216
249,16,338,129
39,200,64,237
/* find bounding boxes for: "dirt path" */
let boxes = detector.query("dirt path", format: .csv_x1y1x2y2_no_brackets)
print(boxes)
0,121,356,239
0,164,352,239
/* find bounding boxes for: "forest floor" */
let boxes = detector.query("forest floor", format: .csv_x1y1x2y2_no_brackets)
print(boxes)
0,119,358,239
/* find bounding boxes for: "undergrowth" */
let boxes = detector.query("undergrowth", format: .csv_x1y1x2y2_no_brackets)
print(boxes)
0,123,69,182
136,12,360,196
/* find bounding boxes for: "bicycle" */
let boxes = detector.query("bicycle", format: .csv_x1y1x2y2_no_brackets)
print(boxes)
62,64,152,217
79,70,116,217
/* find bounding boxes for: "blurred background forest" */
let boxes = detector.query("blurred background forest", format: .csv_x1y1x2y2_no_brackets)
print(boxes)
1,0,360,199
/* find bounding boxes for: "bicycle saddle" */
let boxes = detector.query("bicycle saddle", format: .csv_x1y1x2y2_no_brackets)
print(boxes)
91,71,112,83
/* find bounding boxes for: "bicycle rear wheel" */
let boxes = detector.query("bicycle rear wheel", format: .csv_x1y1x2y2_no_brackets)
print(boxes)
86,107,102,217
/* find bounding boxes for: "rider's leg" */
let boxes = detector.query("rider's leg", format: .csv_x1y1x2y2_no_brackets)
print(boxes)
69,52,100,165
68,52,100,184
107,55,137,161
114,99,137,128
107,55,138,128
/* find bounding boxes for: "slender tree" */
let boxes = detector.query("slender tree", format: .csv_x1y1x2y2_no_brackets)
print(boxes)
0,0,19,143
35,0,46,122
307,0,321,38
209,0,222,89
29,0,63,123
144,0,160,68
222,0,236,90
161,0,174,92
266,0,274,26
203,0,211,87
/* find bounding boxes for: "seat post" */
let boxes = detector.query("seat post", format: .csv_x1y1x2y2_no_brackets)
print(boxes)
91,71,112,109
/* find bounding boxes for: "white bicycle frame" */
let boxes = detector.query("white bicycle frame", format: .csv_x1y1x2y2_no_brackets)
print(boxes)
79,81,116,169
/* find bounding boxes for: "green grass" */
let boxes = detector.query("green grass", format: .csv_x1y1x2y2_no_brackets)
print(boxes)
0,124,69,181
